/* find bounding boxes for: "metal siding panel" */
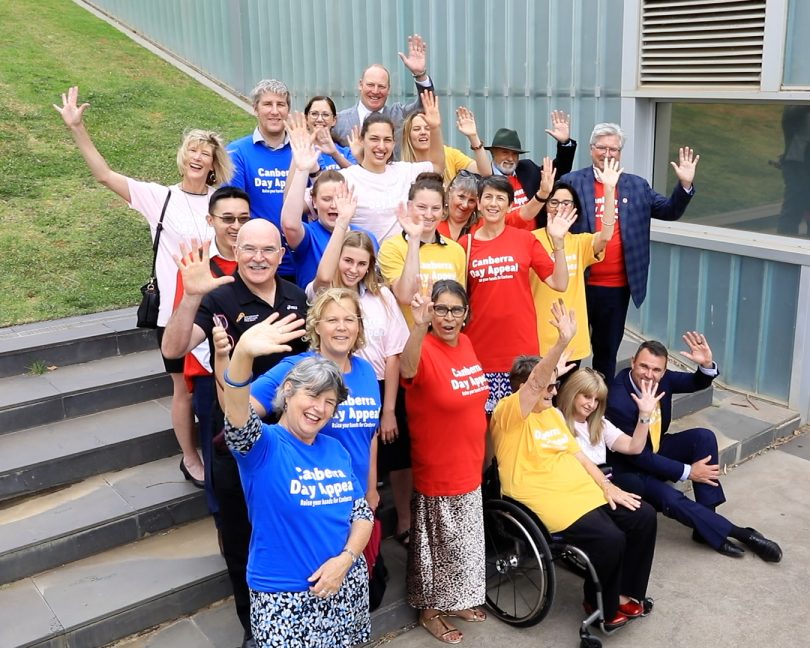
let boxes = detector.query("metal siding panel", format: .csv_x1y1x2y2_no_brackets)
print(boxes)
702,250,732,372
674,246,701,336
759,262,799,398
729,256,763,391
645,242,672,335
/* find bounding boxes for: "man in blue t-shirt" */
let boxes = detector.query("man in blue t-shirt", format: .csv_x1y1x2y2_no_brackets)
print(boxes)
226,78,296,280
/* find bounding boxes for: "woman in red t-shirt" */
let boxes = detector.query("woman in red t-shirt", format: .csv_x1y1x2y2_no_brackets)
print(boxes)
464,175,576,414
400,280,489,644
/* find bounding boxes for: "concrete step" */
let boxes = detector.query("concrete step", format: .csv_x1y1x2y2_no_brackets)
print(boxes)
0,397,177,502
0,518,229,648
0,307,154,378
0,350,171,435
0,455,207,583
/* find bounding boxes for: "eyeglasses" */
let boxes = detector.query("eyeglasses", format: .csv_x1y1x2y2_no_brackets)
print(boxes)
212,214,251,225
308,111,334,120
453,169,482,186
433,304,467,318
318,316,361,326
212,313,235,351
546,380,562,393
591,145,621,154
238,244,279,256
547,199,574,208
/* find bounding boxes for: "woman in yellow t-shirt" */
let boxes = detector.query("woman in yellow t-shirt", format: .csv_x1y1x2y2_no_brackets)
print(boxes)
490,302,657,631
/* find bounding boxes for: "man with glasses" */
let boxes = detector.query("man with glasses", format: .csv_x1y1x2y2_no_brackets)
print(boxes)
560,122,700,382
162,218,308,648
484,111,577,230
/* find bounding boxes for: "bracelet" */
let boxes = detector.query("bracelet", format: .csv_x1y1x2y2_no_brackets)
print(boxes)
470,141,484,151
534,193,548,202
602,218,616,226
639,415,652,424
341,547,358,563
552,246,564,253
223,368,253,388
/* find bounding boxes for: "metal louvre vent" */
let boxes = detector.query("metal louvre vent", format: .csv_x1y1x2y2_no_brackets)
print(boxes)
640,0,766,87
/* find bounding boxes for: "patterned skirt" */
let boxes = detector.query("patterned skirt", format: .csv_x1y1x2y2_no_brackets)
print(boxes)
249,558,370,647
484,371,512,414
407,487,485,610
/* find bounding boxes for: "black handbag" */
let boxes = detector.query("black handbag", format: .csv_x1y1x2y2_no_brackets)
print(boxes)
136,190,172,329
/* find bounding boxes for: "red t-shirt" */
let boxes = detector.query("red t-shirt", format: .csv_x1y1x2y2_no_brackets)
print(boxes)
464,227,554,372
505,175,533,230
587,180,627,287
404,333,489,496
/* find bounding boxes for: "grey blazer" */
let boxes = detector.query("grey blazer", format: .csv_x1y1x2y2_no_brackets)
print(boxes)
332,77,434,159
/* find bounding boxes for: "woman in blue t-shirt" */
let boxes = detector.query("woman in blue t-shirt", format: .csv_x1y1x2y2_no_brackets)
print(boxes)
220,314,374,647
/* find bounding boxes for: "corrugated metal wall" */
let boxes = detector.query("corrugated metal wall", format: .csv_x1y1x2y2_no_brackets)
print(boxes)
83,0,623,161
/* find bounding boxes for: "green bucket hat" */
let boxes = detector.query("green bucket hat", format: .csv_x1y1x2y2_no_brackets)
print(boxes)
484,128,528,154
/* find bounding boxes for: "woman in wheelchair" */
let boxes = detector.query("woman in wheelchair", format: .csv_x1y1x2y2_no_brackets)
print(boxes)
557,367,663,467
490,302,657,631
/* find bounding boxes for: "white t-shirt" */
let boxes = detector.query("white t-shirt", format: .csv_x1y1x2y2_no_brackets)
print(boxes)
128,180,213,326
572,417,627,465
339,161,433,243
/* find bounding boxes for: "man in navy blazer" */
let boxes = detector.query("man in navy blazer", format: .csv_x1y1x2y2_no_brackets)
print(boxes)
332,34,433,159
560,123,699,381
605,334,782,562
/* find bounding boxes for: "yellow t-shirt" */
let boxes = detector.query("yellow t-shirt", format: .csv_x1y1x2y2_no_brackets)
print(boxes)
378,233,467,329
531,230,601,360
443,145,474,185
490,393,605,533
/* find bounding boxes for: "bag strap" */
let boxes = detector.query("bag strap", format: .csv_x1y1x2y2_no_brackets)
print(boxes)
209,258,226,277
149,189,172,277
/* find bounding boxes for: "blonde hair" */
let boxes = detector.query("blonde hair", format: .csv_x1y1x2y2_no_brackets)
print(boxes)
400,111,427,163
176,129,233,186
557,368,609,446
335,231,383,297
305,288,366,355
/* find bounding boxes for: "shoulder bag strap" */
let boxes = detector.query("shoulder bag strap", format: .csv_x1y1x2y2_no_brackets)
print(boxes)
149,189,172,278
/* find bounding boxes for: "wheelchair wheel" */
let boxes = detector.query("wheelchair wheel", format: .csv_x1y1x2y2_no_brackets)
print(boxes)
484,498,556,627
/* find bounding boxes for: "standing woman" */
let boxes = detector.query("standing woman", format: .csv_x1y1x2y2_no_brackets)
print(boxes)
339,91,445,243
401,280,489,644
437,171,481,241
220,315,373,647
55,86,233,486
304,96,356,171
464,175,575,414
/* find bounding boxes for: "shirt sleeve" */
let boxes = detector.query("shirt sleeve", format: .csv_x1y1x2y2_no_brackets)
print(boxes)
226,144,248,192
380,288,410,356
377,239,406,286
528,231,554,281
602,417,626,451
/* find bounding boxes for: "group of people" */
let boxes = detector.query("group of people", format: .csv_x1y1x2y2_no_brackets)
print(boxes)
55,32,782,648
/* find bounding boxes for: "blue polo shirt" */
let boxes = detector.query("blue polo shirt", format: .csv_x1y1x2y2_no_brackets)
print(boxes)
292,220,379,289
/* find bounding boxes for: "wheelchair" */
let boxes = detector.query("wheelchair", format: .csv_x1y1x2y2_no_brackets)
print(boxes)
483,463,652,648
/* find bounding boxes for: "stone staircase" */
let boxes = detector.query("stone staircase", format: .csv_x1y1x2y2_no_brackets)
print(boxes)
0,309,800,648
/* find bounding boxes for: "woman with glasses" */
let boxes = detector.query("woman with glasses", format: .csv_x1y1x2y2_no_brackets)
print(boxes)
490,303,657,632
400,106,491,185
531,160,621,370
55,85,233,488
249,288,382,511
400,279,489,644
437,170,481,241
304,96,356,171
557,367,662,467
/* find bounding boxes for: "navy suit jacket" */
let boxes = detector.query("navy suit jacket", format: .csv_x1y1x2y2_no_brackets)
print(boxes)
516,140,577,228
605,366,716,482
559,167,693,307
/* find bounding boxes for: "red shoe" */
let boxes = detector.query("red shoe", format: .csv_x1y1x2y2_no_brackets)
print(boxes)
618,600,643,618
582,602,629,630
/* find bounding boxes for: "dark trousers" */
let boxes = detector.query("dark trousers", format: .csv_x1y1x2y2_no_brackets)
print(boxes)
615,428,731,550
192,375,219,524
585,284,631,382
212,446,252,637
557,502,657,620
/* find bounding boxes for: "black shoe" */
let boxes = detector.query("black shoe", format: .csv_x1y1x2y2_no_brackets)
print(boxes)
716,540,745,558
741,528,782,563
179,458,205,489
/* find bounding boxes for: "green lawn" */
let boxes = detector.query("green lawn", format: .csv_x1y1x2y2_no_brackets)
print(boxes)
0,0,255,326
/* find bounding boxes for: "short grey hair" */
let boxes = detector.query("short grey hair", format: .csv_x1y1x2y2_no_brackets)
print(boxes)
447,172,480,196
589,122,625,149
250,79,291,108
271,356,349,414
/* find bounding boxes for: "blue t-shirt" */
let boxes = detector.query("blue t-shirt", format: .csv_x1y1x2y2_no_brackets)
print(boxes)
234,422,361,592
226,132,295,276
292,220,380,289
318,144,357,172
251,352,381,491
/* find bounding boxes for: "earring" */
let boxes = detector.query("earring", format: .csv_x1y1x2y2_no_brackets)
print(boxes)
207,170,217,185
283,400,288,412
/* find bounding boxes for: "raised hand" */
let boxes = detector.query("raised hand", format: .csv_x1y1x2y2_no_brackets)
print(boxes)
53,86,89,128
348,124,364,162
410,292,434,326
556,350,577,379
546,199,577,243
313,126,338,156
398,33,427,76
670,146,700,190
455,106,479,138
174,239,235,297
211,324,232,359
539,156,556,196
287,113,320,173
233,312,306,359
544,110,570,143
396,201,424,239
549,299,577,345
680,331,713,368
334,182,357,230
594,156,623,191
631,379,665,418
420,90,441,129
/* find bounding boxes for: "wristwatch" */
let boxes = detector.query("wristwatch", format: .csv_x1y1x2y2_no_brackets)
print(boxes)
639,416,652,424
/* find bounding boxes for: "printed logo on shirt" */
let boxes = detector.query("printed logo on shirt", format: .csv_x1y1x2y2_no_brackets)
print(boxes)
254,168,287,192
450,364,488,397
289,465,355,506
469,254,519,283
595,195,620,222
532,426,570,450
243,314,260,323
332,393,380,427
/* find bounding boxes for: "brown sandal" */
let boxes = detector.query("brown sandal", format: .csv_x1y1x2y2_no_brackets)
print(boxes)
420,612,463,644
443,607,487,622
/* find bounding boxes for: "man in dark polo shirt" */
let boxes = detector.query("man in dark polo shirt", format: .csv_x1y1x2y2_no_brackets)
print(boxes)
162,218,307,648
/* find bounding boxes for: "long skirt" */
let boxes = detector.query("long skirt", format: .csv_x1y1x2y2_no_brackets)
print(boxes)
407,486,485,610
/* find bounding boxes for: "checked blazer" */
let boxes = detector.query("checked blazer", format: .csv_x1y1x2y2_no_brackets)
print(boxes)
559,167,694,307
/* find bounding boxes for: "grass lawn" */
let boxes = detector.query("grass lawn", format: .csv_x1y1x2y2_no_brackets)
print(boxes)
0,0,255,326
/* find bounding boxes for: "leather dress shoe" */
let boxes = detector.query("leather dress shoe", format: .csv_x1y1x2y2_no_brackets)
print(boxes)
742,528,782,563
716,540,745,558
179,458,205,489
618,600,644,618
583,602,630,630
